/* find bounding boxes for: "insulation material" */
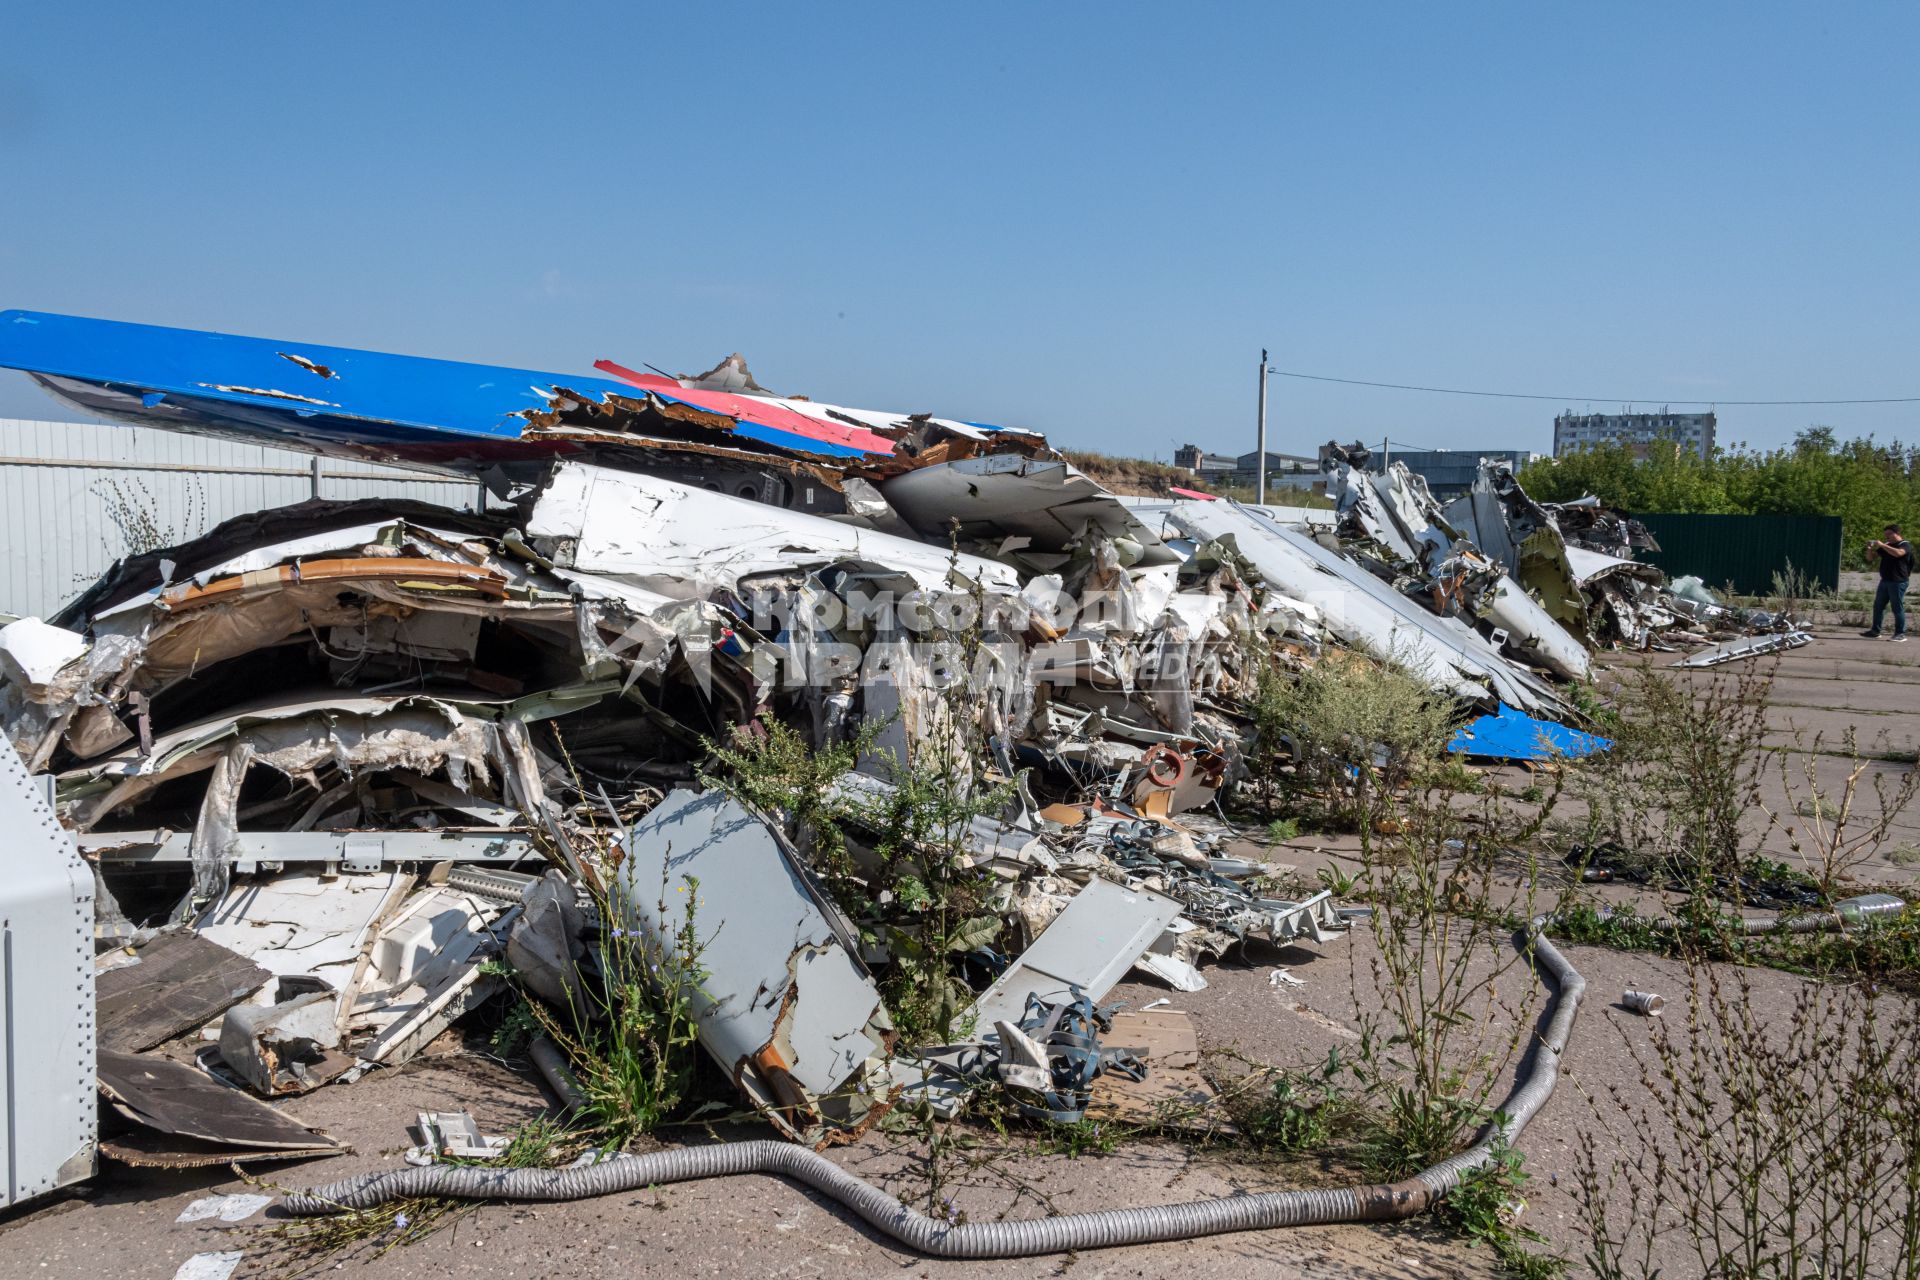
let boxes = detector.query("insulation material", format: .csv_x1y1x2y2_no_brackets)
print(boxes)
65,703,133,759
187,740,254,909
77,696,499,835
0,617,87,690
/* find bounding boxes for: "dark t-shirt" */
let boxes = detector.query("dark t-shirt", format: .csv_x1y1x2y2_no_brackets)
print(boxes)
1880,536,1913,583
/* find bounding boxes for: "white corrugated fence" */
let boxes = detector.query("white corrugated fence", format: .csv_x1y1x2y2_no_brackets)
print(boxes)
0,418,485,620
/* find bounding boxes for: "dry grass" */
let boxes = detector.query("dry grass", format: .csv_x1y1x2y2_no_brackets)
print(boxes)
1060,449,1214,496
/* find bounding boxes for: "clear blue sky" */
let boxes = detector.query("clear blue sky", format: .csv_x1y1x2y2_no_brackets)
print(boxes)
2,3,1915,460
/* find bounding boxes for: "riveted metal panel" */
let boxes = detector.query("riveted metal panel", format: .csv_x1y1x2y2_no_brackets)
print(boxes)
0,737,96,1206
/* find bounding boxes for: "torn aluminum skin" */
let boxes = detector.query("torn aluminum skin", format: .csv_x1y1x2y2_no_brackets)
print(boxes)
1161,498,1568,716
1327,460,1590,683
616,788,889,1143
964,877,1181,1032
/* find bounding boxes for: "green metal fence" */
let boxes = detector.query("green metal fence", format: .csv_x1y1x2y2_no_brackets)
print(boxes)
1635,513,1843,596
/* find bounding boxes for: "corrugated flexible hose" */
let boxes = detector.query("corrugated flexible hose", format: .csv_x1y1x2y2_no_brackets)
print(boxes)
283,914,1585,1256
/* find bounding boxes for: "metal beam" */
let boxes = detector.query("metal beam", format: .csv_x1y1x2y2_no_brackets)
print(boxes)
81,829,537,867
1255,349,1268,505
1672,630,1813,668
0,455,450,482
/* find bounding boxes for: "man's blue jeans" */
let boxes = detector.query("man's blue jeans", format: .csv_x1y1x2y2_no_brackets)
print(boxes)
1873,580,1908,635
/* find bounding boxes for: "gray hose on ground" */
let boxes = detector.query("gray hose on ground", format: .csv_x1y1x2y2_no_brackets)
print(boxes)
528,1036,587,1115
1741,912,1838,935
1637,893,1902,937
1738,892,1902,933
282,916,1585,1256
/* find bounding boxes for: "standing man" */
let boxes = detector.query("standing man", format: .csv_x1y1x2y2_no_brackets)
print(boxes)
1864,523,1912,641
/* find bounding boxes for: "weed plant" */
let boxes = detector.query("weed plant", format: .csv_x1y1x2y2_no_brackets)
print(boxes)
1570,660,1778,885
1577,962,1920,1279
704,717,1009,1045
1445,1138,1566,1279
522,866,708,1148
1347,764,1567,1179
1245,640,1454,829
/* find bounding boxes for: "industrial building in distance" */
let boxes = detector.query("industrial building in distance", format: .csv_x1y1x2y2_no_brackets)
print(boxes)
1553,409,1716,460
1173,444,1322,490
1174,442,1538,500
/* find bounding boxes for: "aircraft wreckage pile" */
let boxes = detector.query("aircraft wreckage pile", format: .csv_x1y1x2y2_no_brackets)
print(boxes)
0,311,1804,1162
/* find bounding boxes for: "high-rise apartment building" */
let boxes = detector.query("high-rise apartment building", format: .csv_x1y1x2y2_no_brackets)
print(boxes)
1553,411,1716,460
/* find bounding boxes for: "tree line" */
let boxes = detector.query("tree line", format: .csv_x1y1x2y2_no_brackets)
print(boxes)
1515,428,1915,570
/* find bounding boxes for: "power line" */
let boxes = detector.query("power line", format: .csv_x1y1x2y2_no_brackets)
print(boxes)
1264,368,1920,407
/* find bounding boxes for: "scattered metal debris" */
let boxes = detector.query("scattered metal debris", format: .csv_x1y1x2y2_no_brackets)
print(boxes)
0,725,96,1206
0,312,1822,1212
96,931,268,1054
968,877,1181,1031
95,1050,344,1167
1441,457,1794,653
219,991,349,1096
1673,630,1814,667
409,1111,507,1163
616,790,888,1144
982,993,1147,1123
176,1193,273,1223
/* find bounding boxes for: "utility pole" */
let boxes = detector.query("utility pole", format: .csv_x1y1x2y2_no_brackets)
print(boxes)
1256,349,1269,505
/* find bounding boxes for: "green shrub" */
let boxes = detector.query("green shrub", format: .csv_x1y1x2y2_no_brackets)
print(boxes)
1235,1050,1352,1154
703,717,1010,1045
1445,1139,1567,1278
527,871,708,1148
1255,649,1453,829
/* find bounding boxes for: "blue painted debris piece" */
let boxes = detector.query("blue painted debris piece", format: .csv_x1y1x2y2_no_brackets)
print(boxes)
1447,702,1609,761
0,309,878,471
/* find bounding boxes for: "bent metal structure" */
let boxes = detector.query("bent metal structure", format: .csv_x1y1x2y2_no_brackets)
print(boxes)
0,310,1807,1234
